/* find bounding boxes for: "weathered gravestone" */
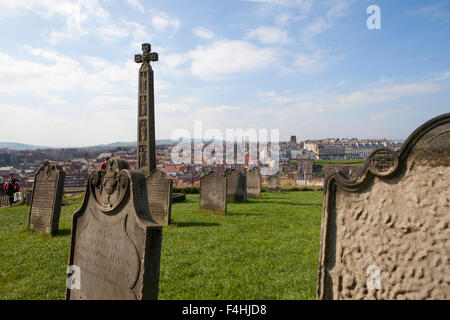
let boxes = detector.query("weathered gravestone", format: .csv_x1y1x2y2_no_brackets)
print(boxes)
145,168,173,226
317,113,450,300
26,189,32,205
200,171,227,215
268,175,281,192
28,161,65,235
66,158,162,300
226,168,247,202
246,168,261,198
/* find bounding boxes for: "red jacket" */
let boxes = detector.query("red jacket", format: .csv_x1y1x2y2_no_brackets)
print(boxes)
4,180,20,195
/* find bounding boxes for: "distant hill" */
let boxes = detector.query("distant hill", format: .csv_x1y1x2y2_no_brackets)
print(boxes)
0,139,178,151
0,142,50,150
88,139,177,148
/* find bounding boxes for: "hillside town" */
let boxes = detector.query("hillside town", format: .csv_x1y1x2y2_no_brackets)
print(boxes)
0,136,402,190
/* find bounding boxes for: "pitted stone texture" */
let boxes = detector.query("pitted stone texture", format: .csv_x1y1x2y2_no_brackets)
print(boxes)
28,161,65,235
145,168,172,226
226,169,247,202
318,113,450,300
67,159,162,300
246,168,261,198
200,171,227,215
268,175,281,192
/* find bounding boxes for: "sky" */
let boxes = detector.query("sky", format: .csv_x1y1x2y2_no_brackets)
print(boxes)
0,0,449,147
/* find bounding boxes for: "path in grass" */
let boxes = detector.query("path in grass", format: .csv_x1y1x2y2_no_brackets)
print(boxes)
0,191,322,300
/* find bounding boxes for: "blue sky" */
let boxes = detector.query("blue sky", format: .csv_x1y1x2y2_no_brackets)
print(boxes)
0,0,449,147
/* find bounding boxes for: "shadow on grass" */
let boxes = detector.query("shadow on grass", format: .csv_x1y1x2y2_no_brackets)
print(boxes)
174,222,220,228
173,197,197,204
227,212,265,216
54,229,72,237
255,200,321,207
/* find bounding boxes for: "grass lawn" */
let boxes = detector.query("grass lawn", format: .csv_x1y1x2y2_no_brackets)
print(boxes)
0,191,323,300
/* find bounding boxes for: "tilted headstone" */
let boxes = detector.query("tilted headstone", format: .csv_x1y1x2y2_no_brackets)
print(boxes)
226,169,247,202
66,159,162,300
246,168,262,198
200,171,227,215
317,113,450,300
28,161,65,235
268,175,281,192
146,169,173,226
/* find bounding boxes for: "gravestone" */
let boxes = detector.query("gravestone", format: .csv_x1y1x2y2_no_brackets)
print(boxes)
145,169,173,226
226,168,247,202
200,171,227,215
26,189,32,205
28,161,65,235
246,168,261,198
317,113,450,300
268,175,281,192
67,158,162,300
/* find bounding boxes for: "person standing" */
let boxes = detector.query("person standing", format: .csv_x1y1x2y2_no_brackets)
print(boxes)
3,173,20,206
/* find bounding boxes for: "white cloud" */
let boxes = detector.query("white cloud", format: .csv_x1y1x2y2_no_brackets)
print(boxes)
369,110,392,121
95,24,129,41
125,0,145,13
240,0,308,6
300,0,353,39
157,102,190,113
198,105,241,113
193,27,215,40
0,47,142,100
187,40,278,80
89,96,136,111
151,11,181,32
246,26,291,44
0,0,109,30
410,1,450,21
301,17,332,38
294,50,343,73
259,90,293,104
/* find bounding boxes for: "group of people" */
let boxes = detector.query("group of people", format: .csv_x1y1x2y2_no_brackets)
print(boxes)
2,158,110,207
2,173,20,206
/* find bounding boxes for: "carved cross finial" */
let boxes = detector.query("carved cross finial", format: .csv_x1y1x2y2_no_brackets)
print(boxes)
134,43,158,64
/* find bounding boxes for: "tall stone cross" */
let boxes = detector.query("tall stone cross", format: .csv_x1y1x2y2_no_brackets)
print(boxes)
135,43,158,174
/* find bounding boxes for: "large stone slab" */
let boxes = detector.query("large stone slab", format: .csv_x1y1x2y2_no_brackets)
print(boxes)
66,159,162,300
200,171,227,215
226,168,247,202
28,161,65,235
145,168,172,226
267,175,281,192
317,113,450,300
246,168,261,198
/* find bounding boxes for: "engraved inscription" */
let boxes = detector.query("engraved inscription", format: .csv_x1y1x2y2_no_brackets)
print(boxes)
28,161,65,234
146,173,171,226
